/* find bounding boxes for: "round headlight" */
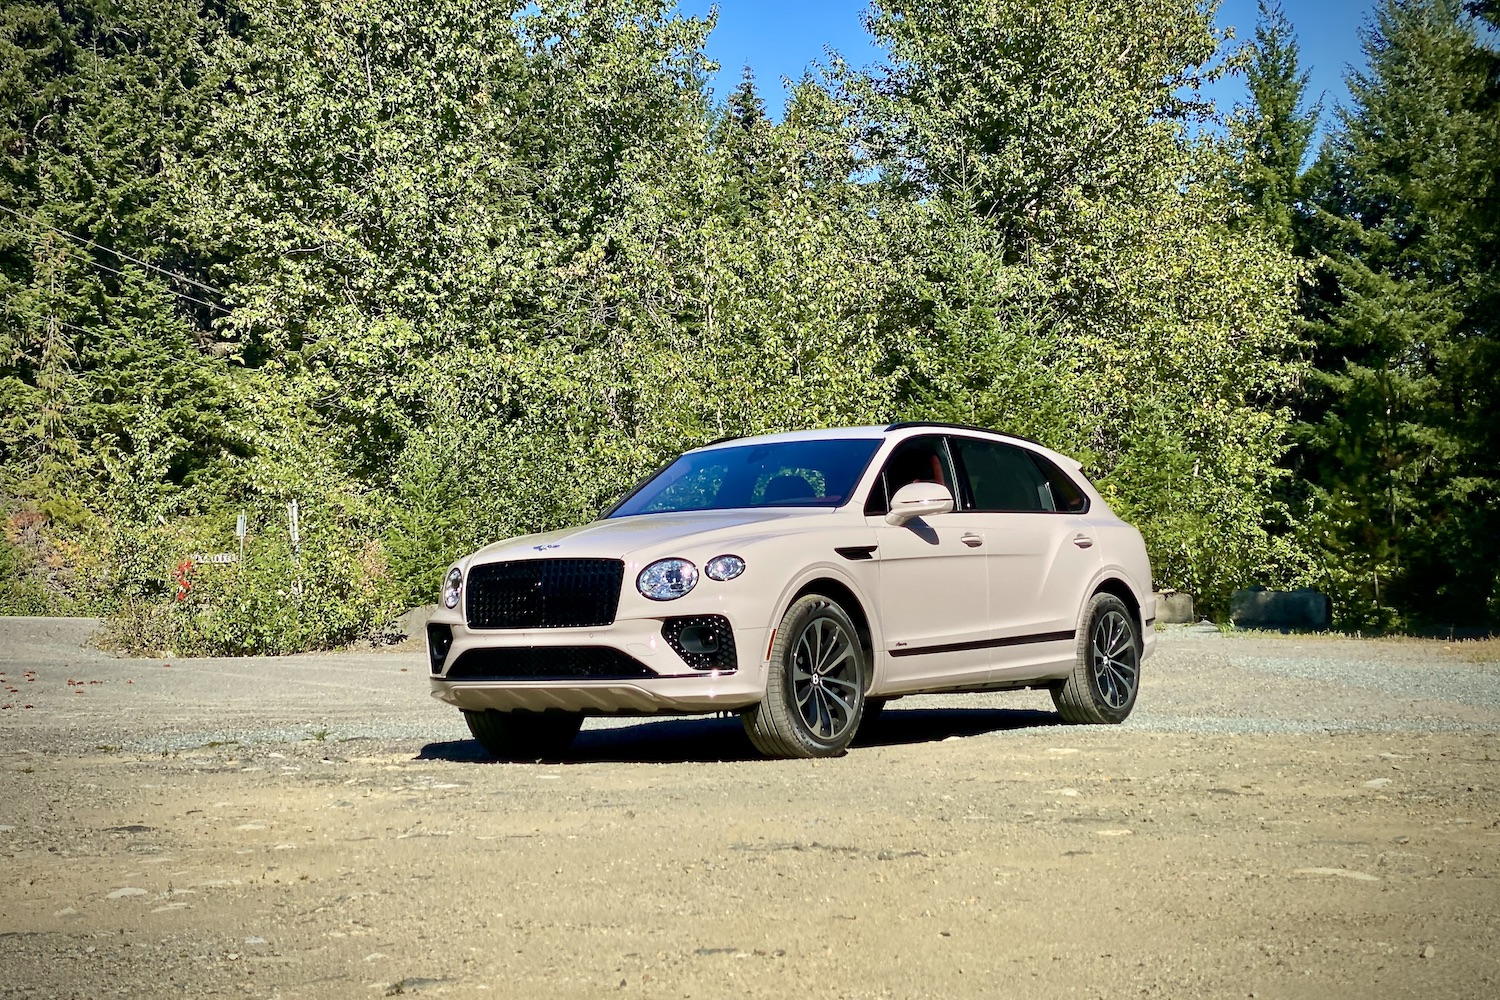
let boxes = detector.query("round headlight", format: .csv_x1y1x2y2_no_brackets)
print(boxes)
637,559,698,601
705,554,746,582
441,567,463,609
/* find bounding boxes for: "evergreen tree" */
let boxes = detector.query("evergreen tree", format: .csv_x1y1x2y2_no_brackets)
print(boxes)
710,67,775,221
1299,0,1500,628
0,0,239,505
1232,1,1320,245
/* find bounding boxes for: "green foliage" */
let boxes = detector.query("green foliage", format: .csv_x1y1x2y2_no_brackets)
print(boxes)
1295,0,1500,629
100,492,399,655
851,1,1305,613
1230,1,1320,245
7,0,1492,644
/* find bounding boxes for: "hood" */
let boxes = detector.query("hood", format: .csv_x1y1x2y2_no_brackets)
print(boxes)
468,508,836,565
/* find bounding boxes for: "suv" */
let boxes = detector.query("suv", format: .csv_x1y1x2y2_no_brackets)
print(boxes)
427,423,1155,759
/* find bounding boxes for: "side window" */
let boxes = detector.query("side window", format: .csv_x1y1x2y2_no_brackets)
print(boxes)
949,438,1053,513
1029,453,1090,514
863,436,956,516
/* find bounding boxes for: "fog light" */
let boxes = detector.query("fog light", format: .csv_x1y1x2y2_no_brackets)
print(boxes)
661,616,738,672
678,625,720,655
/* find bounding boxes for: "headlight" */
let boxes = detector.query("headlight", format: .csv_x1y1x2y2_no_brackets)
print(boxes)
441,567,463,609
705,554,746,581
637,559,698,601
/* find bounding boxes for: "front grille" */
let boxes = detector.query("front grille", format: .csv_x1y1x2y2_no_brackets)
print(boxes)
443,646,654,681
465,558,624,630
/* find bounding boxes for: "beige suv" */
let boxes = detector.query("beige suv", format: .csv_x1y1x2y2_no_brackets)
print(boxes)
427,423,1156,759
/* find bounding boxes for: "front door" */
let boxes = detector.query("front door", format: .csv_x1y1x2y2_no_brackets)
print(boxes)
865,436,992,692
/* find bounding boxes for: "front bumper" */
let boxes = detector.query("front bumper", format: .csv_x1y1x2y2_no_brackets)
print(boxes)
427,614,770,715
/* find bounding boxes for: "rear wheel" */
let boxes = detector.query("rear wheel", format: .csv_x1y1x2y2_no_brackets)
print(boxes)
463,709,583,761
741,594,867,758
1052,593,1141,725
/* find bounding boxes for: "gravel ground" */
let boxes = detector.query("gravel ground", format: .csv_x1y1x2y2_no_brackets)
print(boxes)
2,617,1498,999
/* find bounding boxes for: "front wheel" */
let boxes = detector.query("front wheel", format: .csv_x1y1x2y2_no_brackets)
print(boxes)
463,709,583,761
1052,593,1142,725
741,594,868,758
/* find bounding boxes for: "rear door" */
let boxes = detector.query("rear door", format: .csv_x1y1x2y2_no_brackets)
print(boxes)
946,436,1101,669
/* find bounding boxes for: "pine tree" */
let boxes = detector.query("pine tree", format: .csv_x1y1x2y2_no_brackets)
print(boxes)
0,0,239,507
1232,1,1320,245
1299,0,1500,628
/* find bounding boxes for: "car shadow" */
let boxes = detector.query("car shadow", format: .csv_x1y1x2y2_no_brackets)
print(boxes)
856,706,1061,747
416,706,1061,765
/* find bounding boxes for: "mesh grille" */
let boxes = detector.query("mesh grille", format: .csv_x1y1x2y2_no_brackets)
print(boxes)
443,646,654,681
465,558,624,629
661,615,739,672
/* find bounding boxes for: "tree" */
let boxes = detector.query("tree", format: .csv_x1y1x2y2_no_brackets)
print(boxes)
1232,1,1320,245
847,0,1306,611
1299,0,1500,628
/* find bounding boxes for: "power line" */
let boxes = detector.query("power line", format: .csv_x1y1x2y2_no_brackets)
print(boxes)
5,213,231,315
40,316,233,377
0,202,228,298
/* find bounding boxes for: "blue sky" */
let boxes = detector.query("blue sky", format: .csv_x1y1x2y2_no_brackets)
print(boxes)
680,1,1377,134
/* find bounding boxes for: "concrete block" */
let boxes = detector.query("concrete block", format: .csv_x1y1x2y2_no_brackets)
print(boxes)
1230,587,1331,631
1153,591,1195,624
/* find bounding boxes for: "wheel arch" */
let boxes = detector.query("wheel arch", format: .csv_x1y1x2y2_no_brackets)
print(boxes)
1090,575,1143,635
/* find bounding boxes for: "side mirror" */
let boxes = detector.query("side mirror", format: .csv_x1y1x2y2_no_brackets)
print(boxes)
885,482,955,526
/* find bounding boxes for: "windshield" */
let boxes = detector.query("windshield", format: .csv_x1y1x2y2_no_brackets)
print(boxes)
607,438,883,517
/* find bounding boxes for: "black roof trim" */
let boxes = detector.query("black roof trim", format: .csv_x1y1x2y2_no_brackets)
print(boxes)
883,421,1045,448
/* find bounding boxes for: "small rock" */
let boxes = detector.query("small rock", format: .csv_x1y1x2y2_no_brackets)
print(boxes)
244,936,267,946
0,824,15,832
1420,944,1436,960
1363,778,1392,789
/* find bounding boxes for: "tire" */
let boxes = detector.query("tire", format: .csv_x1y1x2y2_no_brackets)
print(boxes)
741,594,868,758
1052,593,1142,725
463,709,583,761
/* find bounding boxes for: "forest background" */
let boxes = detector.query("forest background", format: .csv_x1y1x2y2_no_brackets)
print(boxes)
1,0,1496,654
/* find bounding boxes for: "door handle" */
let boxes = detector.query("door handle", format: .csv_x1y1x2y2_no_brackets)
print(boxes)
1072,534,1094,549
961,533,983,547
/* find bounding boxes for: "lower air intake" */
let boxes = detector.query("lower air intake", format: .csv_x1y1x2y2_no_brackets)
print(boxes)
443,646,654,682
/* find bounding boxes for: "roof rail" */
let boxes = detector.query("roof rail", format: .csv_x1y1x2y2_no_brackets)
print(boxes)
883,421,1045,448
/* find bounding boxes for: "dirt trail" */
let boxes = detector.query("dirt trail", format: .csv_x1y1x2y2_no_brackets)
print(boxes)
2,624,1498,999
